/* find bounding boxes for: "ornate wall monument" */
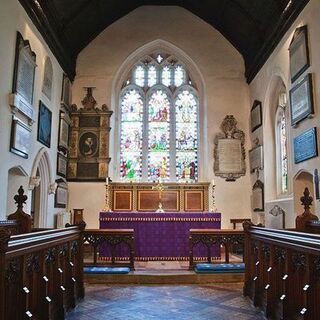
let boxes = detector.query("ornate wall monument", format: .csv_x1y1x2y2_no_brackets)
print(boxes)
214,115,246,181
67,87,113,181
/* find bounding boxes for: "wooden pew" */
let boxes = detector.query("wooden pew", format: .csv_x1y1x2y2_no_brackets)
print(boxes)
0,224,85,320
189,229,244,270
243,222,320,320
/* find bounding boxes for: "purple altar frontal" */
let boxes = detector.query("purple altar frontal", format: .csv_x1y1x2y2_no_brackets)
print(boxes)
99,212,221,261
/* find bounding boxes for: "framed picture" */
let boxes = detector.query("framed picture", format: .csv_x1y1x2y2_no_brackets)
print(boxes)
289,25,310,83
10,117,31,158
250,100,262,132
9,32,37,120
58,111,70,153
61,73,71,107
55,179,68,208
42,56,53,100
57,153,68,177
293,127,318,164
249,145,263,173
37,100,52,148
290,73,314,126
252,180,264,212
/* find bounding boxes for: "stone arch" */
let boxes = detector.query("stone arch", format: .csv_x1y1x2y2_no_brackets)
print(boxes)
262,72,289,201
29,148,54,227
110,39,207,180
6,166,29,215
293,170,315,216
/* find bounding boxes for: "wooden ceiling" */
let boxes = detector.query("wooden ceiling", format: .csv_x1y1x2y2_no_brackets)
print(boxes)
19,0,309,82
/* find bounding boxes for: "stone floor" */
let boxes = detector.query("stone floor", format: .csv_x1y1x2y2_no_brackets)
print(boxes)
66,283,264,320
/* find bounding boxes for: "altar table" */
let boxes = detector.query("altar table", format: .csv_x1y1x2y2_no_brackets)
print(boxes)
99,212,221,261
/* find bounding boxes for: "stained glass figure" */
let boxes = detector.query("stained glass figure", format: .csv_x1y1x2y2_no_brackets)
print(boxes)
175,90,197,123
161,66,172,87
135,65,145,87
120,152,142,180
121,90,143,122
121,122,142,151
148,90,170,122
280,109,288,193
148,65,157,87
148,123,169,151
176,123,197,150
176,152,197,181
174,65,185,87
148,152,169,181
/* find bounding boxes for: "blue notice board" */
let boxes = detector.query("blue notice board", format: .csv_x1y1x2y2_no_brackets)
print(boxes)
294,127,318,164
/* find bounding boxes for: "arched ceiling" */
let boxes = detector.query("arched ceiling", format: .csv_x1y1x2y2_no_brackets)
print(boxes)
19,0,309,82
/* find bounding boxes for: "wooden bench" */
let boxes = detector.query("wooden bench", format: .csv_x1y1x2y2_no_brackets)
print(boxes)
83,229,135,270
189,229,244,270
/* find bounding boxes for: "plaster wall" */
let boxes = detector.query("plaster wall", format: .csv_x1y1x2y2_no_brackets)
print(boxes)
70,6,252,229
249,0,320,228
0,0,65,226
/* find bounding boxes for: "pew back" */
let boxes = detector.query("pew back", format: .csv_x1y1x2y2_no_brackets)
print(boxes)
0,225,85,320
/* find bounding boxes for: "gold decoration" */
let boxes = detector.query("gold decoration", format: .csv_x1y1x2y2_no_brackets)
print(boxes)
152,179,167,213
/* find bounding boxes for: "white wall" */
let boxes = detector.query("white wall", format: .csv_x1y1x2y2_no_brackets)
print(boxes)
70,6,252,228
249,0,320,228
0,0,65,226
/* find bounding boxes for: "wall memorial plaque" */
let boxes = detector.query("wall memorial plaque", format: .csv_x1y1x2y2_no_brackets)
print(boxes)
290,73,314,126
58,110,70,154
289,25,310,83
249,145,263,173
42,56,53,100
57,153,68,178
294,127,318,164
9,32,37,121
68,87,113,181
252,180,264,212
250,100,262,132
214,115,246,181
54,179,68,208
10,117,31,158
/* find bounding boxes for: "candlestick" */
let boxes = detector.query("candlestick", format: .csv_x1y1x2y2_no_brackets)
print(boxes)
210,183,217,212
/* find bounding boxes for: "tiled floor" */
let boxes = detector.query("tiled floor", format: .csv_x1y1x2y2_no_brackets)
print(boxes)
66,284,264,320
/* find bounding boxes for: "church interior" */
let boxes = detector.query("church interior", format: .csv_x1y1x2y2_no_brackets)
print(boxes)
1,0,320,319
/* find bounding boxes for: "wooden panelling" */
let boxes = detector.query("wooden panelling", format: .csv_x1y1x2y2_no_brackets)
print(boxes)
109,182,210,212
185,191,203,211
114,191,132,211
138,191,179,211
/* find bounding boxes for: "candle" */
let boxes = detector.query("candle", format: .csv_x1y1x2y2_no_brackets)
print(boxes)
211,178,215,186
106,177,109,185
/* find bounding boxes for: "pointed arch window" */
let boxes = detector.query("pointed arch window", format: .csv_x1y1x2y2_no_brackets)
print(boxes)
119,53,199,182
276,93,289,194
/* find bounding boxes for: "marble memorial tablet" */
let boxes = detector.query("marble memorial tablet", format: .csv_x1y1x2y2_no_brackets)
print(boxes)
294,127,318,163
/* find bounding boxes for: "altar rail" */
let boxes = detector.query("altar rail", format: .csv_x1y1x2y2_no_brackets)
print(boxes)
83,229,135,270
0,225,85,320
243,224,320,320
0,219,19,235
189,229,244,269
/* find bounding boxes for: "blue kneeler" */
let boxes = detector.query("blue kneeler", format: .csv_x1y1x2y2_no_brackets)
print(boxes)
195,263,245,274
84,266,130,274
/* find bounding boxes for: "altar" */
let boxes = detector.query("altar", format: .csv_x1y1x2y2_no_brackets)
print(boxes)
99,211,221,261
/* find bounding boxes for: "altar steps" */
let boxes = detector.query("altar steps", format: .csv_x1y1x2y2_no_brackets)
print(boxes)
84,270,244,285
84,260,244,284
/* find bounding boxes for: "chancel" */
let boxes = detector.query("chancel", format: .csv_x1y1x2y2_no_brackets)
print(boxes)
1,0,320,319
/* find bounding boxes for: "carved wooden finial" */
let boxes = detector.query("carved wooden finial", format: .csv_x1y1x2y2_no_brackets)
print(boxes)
296,187,318,231
81,87,97,111
300,187,313,213
14,186,27,211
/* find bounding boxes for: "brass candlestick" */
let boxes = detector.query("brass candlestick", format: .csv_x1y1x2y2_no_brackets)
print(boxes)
103,182,112,212
152,179,166,213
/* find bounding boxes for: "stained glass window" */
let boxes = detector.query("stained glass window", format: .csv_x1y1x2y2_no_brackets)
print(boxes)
276,95,288,194
119,54,199,182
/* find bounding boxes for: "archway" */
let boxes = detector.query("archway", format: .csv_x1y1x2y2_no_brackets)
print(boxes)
29,148,54,227
293,170,314,216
